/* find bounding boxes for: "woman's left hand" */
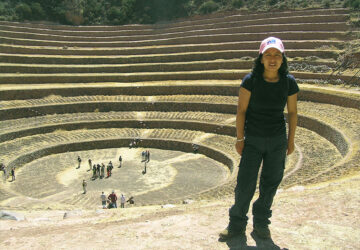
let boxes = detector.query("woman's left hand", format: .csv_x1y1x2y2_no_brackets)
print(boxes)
287,141,295,155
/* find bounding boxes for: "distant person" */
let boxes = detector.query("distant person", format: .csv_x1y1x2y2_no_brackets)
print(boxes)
3,168,6,182
219,37,299,241
0,163,6,182
106,164,110,178
127,196,134,205
141,151,146,162
109,161,113,176
77,156,81,169
146,150,150,163
97,164,101,177
134,138,140,147
100,192,107,209
120,194,126,208
192,144,199,153
108,190,118,209
11,167,15,181
88,159,92,171
101,163,105,178
82,180,87,194
119,155,122,168
92,164,97,178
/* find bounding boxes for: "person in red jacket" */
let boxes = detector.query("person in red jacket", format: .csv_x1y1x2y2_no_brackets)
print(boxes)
108,190,118,208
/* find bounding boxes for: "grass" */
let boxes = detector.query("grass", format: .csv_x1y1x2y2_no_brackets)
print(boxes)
349,11,360,27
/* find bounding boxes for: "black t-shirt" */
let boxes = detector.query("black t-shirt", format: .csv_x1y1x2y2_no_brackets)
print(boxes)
240,73,299,137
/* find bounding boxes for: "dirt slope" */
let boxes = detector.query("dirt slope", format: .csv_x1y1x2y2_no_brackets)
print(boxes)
1,175,359,250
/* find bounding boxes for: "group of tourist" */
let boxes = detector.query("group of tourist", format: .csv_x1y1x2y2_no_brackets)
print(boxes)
129,138,141,148
100,190,134,209
76,156,123,180
78,151,149,209
0,163,16,182
91,161,114,179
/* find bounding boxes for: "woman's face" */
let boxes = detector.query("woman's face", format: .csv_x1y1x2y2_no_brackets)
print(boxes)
261,48,283,73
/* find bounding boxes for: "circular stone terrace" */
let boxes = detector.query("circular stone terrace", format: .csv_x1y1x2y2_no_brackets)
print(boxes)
0,82,359,210
0,8,359,210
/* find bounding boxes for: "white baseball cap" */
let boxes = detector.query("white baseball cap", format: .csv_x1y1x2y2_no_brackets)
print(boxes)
259,37,285,54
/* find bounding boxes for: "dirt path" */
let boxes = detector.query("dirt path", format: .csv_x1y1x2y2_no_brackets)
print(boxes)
1,175,359,250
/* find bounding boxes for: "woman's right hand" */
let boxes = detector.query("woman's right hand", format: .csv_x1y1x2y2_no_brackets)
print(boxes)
235,140,245,156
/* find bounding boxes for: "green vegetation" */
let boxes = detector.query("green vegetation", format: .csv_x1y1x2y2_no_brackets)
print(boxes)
349,11,360,27
0,0,356,25
344,0,360,9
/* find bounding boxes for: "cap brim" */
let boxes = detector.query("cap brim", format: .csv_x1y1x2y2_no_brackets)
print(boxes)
261,45,284,54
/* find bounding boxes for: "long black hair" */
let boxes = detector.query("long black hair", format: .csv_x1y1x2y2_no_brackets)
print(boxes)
251,53,289,79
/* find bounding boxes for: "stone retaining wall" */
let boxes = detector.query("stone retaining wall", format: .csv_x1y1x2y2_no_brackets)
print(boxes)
0,41,343,55
0,8,348,31
1,85,359,109
6,138,236,175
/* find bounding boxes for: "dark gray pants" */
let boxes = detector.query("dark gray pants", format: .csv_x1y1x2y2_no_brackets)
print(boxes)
229,133,287,231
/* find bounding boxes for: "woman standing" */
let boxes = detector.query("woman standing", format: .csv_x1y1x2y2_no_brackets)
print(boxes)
219,37,299,240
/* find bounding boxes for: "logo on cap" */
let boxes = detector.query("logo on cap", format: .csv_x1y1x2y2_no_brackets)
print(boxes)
267,39,277,45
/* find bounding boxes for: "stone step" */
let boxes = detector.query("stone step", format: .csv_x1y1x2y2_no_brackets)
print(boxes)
0,128,237,173
0,31,351,47
0,40,344,56
0,23,349,43
0,59,337,74
0,15,348,37
284,101,360,186
0,97,355,179
1,82,358,111
0,60,251,74
281,126,343,187
0,110,234,129
0,70,356,85
0,8,348,31
0,94,238,120
0,126,342,203
0,111,235,142
306,148,360,185
0,49,339,65
166,9,349,29
0,70,246,84
0,98,357,206
1,81,358,106
0,82,241,100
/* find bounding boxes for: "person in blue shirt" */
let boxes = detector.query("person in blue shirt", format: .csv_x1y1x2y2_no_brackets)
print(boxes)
220,37,299,241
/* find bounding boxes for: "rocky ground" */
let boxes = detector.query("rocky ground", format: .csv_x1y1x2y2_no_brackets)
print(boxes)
1,174,359,250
